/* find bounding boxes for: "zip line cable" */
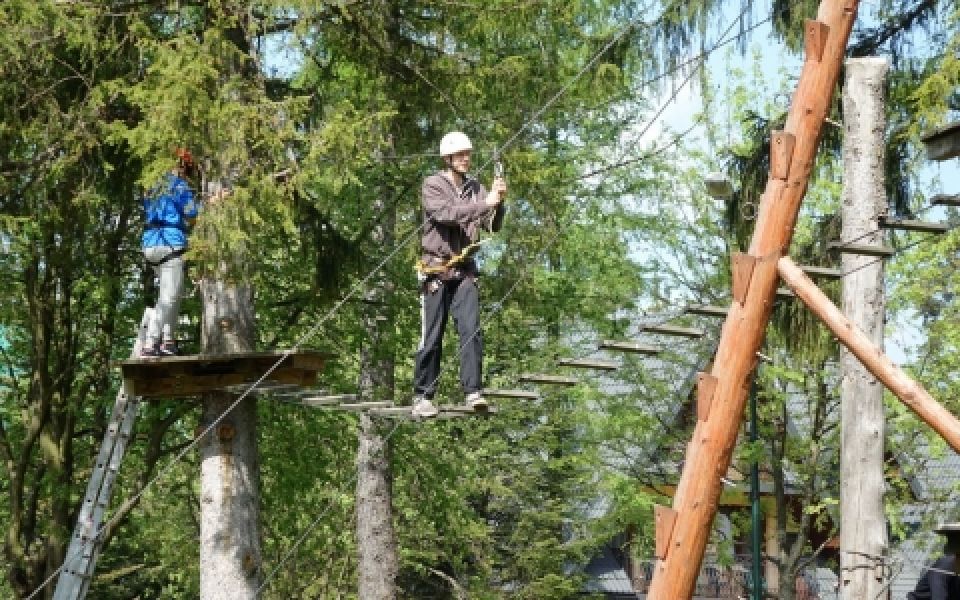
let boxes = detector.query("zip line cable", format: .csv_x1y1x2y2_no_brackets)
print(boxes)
32,4,772,598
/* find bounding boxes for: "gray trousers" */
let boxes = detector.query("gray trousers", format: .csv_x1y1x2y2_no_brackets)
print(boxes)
144,246,185,344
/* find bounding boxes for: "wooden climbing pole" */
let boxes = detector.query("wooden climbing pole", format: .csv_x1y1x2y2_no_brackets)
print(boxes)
646,2,861,597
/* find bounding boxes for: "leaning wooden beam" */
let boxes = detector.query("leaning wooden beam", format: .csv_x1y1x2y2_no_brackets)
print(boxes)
647,3,861,597
778,256,960,451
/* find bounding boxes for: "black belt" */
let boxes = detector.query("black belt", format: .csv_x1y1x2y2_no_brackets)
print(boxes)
145,247,186,267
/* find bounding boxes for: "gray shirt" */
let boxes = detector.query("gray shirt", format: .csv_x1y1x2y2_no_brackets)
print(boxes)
420,172,505,266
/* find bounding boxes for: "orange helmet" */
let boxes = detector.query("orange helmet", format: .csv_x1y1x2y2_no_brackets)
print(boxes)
175,147,194,168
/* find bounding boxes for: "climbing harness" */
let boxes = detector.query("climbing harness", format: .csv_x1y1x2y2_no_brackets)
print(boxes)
416,238,490,277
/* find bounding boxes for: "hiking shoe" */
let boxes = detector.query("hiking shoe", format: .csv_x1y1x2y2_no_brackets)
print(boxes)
465,391,488,411
159,340,179,356
411,396,439,419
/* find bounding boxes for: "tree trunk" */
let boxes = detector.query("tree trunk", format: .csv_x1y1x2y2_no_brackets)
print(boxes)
199,279,262,599
356,136,398,599
839,57,890,600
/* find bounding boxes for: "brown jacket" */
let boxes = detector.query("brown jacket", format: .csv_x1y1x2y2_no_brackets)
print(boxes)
420,172,505,268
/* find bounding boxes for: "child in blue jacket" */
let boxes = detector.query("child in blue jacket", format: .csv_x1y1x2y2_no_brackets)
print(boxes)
141,148,199,356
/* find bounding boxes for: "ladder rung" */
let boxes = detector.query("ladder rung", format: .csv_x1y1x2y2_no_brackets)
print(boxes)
557,358,619,371
637,324,705,338
482,389,539,399
799,265,843,279
827,241,895,257
336,401,394,411
301,394,358,406
599,340,663,354
931,193,960,206
685,305,728,318
518,373,579,386
878,216,950,234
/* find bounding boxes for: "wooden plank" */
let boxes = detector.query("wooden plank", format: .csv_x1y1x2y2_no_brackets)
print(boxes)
336,401,394,411
368,407,414,417
120,349,327,399
436,405,499,418
686,305,728,318
557,358,619,371
637,324,705,338
518,374,579,386
302,394,358,407
920,121,960,161
598,340,662,354
800,265,843,279
482,389,539,400
931,193,960,206
877,216,949,234
131,369,314,397
119,349,329,368
827,241,894,257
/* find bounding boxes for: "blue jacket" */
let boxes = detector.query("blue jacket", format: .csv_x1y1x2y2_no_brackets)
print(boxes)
142,174,198,249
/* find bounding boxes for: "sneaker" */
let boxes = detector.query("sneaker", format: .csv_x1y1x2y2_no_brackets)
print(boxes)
159,340,179,356
411,395,439,419
140,343,159,358
465,391,488,411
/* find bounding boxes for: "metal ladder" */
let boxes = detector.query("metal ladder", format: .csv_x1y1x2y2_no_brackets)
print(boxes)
53,309,152,600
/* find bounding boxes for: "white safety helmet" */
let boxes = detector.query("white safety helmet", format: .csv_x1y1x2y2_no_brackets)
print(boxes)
439,131,473,157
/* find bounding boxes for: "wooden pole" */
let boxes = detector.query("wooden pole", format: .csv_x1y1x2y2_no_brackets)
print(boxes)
356,131,399,600
199,279,262,600
646,2,861,597
779,256,960,451
839,56,889,599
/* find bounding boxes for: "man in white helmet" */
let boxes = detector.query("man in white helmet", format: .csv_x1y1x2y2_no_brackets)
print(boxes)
411,131,507,418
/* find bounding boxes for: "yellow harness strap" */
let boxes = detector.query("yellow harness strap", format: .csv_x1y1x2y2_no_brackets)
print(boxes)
416,239,489,275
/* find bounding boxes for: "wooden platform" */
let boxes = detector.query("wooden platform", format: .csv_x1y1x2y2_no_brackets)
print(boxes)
118,350,329,398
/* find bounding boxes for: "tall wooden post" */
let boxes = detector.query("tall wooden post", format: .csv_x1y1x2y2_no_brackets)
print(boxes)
646,2,860,597
356,135,398,600
839,56,889,599
199,277,262,599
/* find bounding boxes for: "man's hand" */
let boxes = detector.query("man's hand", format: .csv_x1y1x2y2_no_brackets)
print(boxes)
485,177,507,207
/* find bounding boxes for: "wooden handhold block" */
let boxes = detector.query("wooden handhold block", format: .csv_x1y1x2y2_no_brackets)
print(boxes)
655,505,679,560
697,372,718,421
732,253,757,304
804,20,830,63
770,131,796,181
